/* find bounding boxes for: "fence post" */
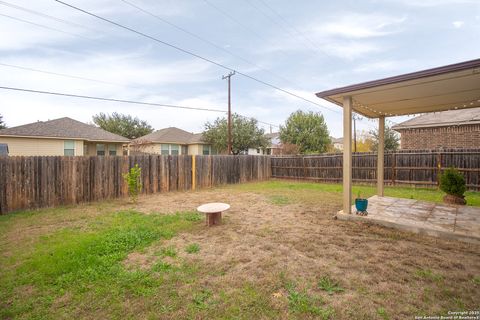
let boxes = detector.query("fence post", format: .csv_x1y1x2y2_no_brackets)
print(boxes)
303,156,307,179
391,153,396,186
192,155,196,190
436,152,442,188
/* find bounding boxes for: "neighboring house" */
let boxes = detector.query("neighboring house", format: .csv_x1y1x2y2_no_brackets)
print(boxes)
246,132,282,156
331,137,343,151
392,108,480,150
0,117,129,156
131,127,214,155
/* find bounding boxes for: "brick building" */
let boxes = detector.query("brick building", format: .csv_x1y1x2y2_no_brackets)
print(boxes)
392,108,480,149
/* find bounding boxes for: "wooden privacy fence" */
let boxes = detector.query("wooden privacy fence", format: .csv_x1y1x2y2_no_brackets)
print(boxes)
0,155,271,214
271,149,480,190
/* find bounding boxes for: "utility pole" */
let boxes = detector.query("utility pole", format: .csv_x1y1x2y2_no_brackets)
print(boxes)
222,71,235,155
352,113,362,153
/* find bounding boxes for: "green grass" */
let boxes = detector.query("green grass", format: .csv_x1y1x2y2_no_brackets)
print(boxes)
317,276,344,295
233,180,480,206
185,243,200,254
0,210,202,319
415,269,444,282
377,307,390,320
268,194,290,205
284,281,333,319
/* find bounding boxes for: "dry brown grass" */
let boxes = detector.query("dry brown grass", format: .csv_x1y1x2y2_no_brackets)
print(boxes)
2,180,479,319
122,182,480,319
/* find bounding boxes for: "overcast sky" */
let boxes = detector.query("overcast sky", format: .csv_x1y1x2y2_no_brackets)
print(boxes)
1,0,479,137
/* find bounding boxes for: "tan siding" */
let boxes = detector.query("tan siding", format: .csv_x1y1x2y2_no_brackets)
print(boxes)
0,137,84,156
188,144,202,155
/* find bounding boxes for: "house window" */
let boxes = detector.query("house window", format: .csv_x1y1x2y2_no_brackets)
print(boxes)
182,145,188,155
161,144,169,155
96,144,105,156
256,148,261,154
170,144,179,155
84,144,88,155
108,144,117,156
64,140,75,156
202,145,210,155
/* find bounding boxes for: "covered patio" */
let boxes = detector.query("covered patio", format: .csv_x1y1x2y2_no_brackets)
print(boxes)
316,58,480,242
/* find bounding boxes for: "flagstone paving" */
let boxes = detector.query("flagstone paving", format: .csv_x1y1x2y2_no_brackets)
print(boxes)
337,195,480,244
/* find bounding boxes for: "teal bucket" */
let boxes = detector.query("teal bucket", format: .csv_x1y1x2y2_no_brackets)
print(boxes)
355,198,368,212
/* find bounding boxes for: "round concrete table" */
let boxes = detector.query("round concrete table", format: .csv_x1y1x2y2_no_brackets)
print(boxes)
197,203,230,226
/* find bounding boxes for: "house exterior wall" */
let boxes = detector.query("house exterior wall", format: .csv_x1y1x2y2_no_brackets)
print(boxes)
0,137,84,156
397,124,480,149
131,143,214,155
247,147,266,155
83,142,124,156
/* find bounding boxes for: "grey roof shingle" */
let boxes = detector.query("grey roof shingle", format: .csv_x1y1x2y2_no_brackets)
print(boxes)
393,108,480,130
0,117,130,142
134,127,206,144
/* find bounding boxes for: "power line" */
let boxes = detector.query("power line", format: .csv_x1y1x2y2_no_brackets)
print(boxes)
119,0,293,86
255,0,328,57
0,86,227,113
0,0,99,33
0,13,91,40
0,62,135,88
201,0,291,61
54,0,340,115
0,64,281,128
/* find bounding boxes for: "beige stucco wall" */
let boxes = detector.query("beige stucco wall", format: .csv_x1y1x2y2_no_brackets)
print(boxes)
0,137,84,156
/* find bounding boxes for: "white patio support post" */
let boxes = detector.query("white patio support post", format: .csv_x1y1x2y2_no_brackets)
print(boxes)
343,96,353,214
377,116,385,196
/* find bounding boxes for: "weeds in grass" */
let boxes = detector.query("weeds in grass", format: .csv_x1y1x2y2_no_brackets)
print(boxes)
415,269,443,282
186,243,200,254
0,210,200,319
279,274,333,319
152,261,173,272
161,246,177,258
285,283,333,319
472,276,480,285
269,195,290,205
318,276,344,294
192,289,212,309
377,307,390,320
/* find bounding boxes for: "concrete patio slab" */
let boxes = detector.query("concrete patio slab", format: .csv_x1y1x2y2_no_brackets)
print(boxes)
336,196,480,244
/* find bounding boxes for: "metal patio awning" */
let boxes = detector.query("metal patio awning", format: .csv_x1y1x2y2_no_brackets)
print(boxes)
316,58,480,118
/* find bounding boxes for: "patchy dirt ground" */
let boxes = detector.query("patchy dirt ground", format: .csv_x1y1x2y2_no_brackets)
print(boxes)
123,183,480,319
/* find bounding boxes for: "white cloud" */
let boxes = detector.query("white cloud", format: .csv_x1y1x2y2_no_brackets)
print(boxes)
452,21,465,28
389,0,478,7
314,14,407,39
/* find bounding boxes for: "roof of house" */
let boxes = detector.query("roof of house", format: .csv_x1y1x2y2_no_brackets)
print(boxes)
392,108,480,130
134,127,206,144
331,137,343,144
0,117,130,142
265,132,279,139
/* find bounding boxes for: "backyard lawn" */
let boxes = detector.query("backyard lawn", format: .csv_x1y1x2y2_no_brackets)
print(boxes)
1,180,479,319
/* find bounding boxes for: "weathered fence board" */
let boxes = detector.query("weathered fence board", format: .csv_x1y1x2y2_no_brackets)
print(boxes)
0,155,271,214
271,149,480,190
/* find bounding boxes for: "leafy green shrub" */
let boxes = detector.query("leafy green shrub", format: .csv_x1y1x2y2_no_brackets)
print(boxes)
440,168,466,197
123,164,143,203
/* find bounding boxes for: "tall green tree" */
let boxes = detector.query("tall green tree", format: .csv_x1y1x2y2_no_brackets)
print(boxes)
0,114,6,129
203,113,269,154
369,124,400,151
92,112,153,139
279,110,331,154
